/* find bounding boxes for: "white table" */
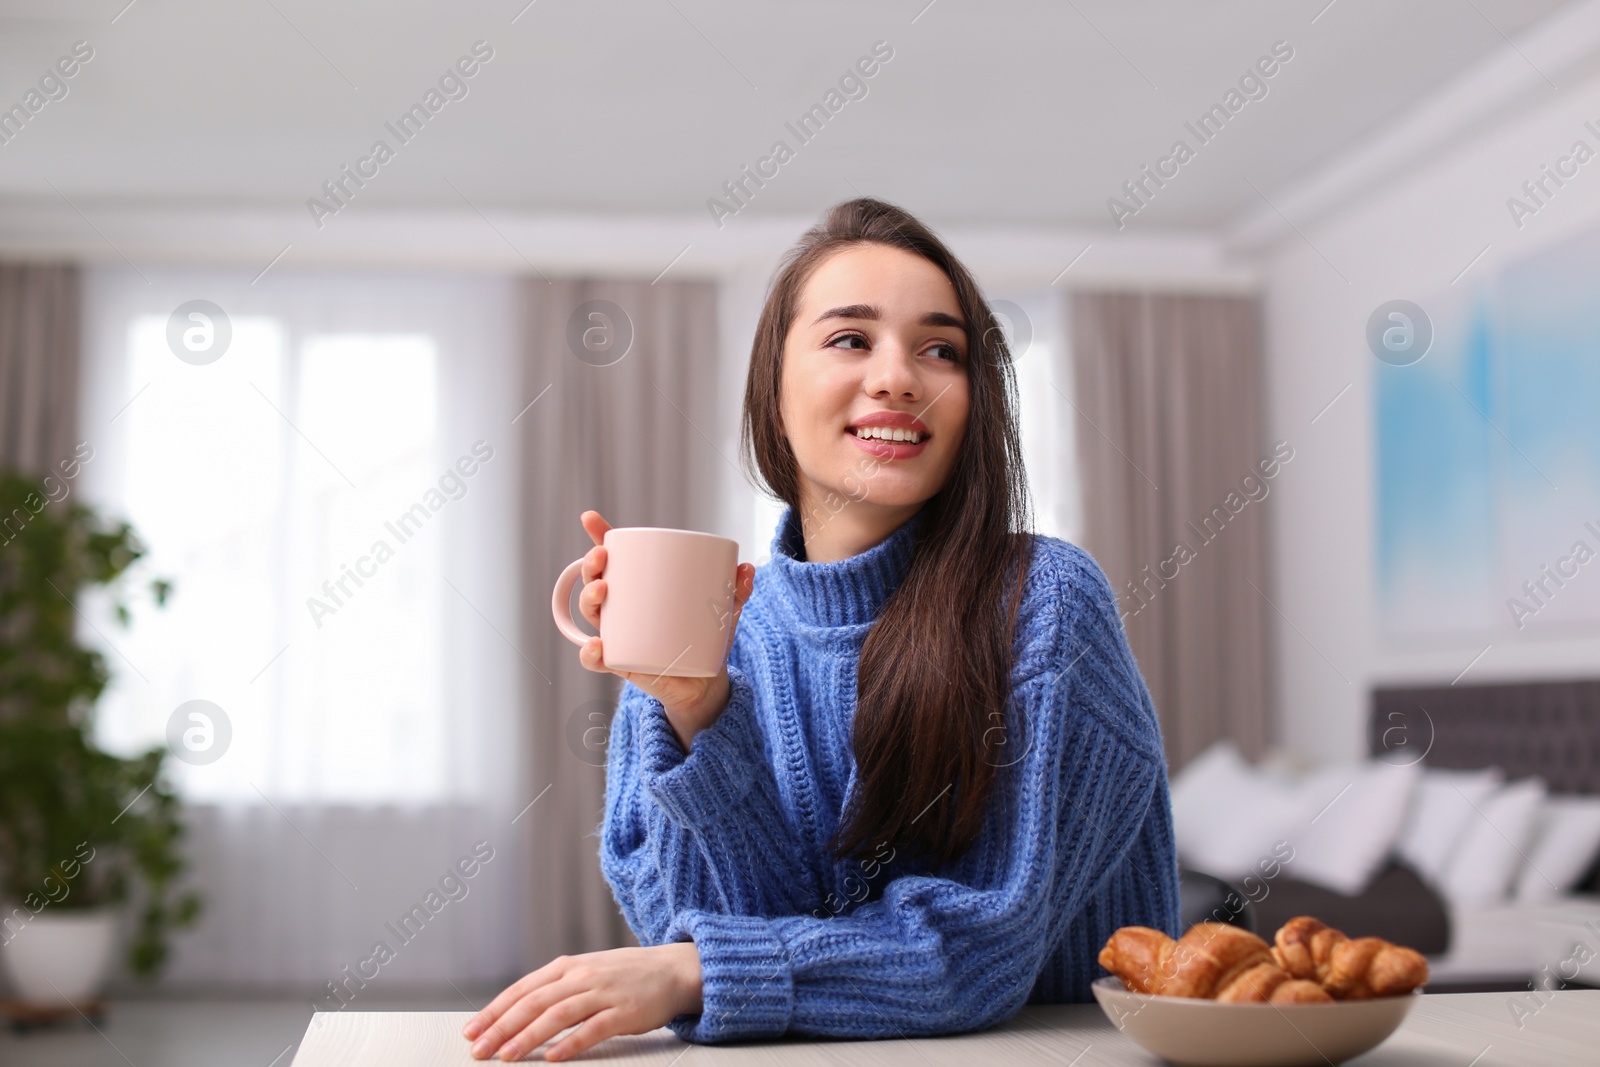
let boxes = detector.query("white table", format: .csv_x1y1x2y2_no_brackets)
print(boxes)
289,991,1599,1065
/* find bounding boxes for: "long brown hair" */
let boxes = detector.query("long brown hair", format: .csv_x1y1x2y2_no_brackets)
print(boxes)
740,197,1035,870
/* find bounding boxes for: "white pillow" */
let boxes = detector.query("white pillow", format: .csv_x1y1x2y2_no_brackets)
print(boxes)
1436,778,1547,906
1170,742,1303,880
1286,759,1422,896
1513,796,1600,902
1394,767,1505,884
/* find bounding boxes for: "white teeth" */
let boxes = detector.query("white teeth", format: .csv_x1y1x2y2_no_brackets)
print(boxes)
852,426,923,444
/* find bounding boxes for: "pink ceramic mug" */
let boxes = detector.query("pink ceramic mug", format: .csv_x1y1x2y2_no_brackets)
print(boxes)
550,526,739,678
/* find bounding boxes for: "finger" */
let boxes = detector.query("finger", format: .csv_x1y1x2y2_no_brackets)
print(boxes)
464,963,565,1042
543,1007,625,1062
464,983,521,1043
580,510,612,547
471,979,582,1059
579,636,608,674
579,544,607,583
496,990,604,1063
728,562,756,630
578,577,606,628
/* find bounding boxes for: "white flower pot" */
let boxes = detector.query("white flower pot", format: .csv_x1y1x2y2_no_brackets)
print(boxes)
0,908,118,1005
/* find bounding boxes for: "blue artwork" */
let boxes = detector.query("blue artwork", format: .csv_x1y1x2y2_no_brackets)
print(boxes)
1375,231,1600,638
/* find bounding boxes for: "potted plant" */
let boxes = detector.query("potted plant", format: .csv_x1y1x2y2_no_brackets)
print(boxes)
0,469,200,1012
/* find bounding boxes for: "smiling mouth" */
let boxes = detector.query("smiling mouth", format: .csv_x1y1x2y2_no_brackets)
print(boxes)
847,426,929,445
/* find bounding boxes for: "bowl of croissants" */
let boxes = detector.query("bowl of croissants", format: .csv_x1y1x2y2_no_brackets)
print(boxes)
1093,915,1430,1067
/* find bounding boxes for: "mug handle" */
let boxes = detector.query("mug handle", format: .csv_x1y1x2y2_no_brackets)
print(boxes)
550,556,595,647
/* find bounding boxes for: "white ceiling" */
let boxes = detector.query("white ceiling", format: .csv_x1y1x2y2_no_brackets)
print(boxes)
0,0,1580,234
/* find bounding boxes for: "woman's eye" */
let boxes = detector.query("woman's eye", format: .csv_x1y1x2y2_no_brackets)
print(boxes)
826,334,960,361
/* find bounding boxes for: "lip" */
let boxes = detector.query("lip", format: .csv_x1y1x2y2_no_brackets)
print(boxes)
847,431,930,460
844,410,932,460
847,410,930,435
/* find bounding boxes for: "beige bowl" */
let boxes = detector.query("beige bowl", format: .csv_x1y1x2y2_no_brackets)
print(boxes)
1091,976,1420,1067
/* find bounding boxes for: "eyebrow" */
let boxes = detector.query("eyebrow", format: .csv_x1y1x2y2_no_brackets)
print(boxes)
810,303,967,331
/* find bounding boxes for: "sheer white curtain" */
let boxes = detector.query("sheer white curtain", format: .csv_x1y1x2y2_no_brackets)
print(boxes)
78,265,527,993
1005,285,1081,545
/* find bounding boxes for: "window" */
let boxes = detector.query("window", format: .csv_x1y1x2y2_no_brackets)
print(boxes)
82,267,521,808
1008,286,1082,545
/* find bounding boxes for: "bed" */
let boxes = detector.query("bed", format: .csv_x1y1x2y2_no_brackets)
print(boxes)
1238,678,1600,992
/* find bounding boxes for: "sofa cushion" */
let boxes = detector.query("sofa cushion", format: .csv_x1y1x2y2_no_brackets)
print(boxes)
1249,861,1451,956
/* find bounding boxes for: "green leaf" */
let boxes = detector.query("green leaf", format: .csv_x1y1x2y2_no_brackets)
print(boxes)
0,469,195,979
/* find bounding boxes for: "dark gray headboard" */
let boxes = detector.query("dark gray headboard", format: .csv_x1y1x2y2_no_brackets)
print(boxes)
1370,678,1600,893
1369,678,1600,795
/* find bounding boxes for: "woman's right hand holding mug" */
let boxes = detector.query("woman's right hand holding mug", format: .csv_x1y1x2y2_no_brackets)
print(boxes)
575,510,755,752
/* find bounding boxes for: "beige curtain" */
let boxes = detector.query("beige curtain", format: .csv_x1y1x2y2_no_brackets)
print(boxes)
516,277,722,967
0,263,80,476
1068,289,1271,771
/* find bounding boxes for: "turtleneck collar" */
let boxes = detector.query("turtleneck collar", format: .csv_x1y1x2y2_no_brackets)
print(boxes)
765,504,924,629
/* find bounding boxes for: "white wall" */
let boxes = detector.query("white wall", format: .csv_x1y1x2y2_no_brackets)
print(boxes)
1259,59,1600,763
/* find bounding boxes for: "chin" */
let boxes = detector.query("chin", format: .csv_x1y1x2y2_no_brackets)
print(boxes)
829,480,936,509
803,443,952,509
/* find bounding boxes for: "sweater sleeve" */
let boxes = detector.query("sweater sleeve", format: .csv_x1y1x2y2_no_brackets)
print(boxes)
658,544,1177,1044
597,662,822,945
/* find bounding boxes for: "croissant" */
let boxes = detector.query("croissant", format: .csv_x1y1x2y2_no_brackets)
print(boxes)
1098,923,1332,1004
1271,916,1429,999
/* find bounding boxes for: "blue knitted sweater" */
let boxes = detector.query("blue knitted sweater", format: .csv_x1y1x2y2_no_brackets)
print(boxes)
598,504,1180,1044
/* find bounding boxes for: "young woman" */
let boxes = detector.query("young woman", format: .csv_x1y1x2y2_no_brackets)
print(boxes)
464,198,1179,1061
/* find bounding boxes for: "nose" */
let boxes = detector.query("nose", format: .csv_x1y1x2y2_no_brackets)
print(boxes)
861,340,920,401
